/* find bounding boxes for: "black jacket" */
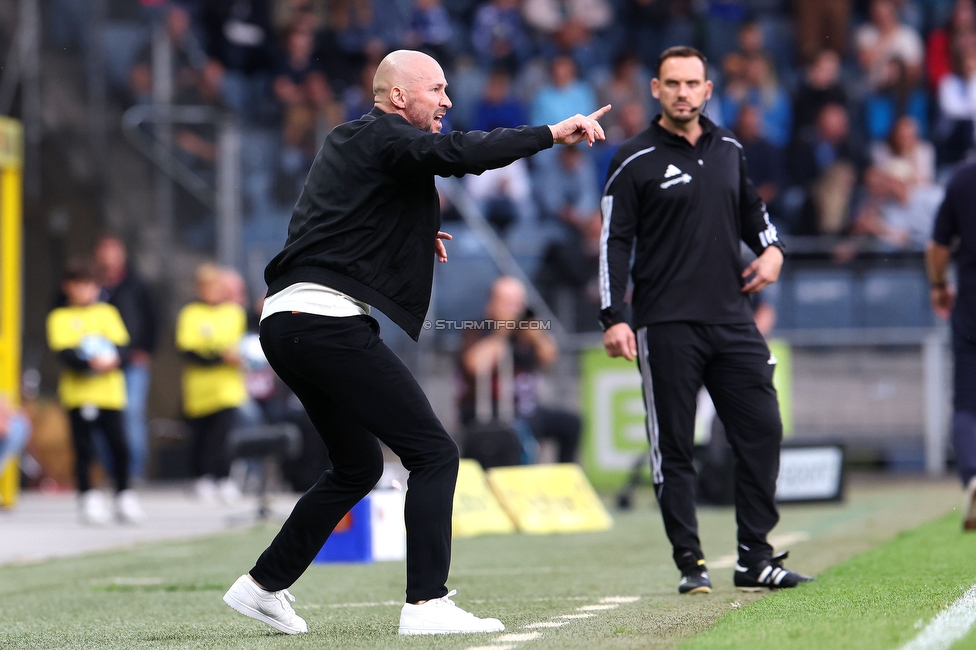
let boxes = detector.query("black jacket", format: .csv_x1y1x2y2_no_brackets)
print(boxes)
265,107,554,340
599,115,785,331
101,271,159,354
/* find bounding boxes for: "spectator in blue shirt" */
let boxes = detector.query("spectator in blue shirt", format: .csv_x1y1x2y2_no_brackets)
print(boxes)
471,0,533,73
531,55,597,131
472,68,528,131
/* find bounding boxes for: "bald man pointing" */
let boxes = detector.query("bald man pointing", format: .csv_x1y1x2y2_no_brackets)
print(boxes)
222,50,610,636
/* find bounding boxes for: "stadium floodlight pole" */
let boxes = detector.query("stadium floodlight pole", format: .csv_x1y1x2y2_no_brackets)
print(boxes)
151,16,174,281
19,0,40,198
215,117,242,271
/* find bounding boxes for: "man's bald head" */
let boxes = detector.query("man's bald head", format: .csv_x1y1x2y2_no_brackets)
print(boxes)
373,50,452,133
487,276,527,322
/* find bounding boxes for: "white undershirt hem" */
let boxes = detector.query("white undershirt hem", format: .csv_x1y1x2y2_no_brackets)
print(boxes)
260,282,371,322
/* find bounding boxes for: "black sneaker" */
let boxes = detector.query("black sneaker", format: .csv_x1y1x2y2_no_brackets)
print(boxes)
678,561,712,594
734,551,814,591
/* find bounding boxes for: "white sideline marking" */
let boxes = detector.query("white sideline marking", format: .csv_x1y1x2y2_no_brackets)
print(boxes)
91,577,164,586
524,621,568,628
578,604,618,611
299,600,400,609
600,596,639,603
558,613,595,619
465,646,513,650
900,585,976,650
709,532,812,569
497,633,541,642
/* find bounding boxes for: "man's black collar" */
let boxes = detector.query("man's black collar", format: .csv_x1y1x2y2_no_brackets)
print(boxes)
651,113,717,145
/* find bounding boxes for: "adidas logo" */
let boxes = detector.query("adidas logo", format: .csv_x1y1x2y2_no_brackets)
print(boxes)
664,164,683,178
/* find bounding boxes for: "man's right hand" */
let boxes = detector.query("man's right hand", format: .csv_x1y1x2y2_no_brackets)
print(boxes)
931,285,955,320
603,322,637,361
549,105,611,147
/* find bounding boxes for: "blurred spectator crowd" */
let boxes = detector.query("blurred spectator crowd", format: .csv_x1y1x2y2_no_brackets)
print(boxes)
46,0,976,332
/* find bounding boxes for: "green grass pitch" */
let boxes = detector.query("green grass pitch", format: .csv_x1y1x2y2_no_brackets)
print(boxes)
0,479,969,649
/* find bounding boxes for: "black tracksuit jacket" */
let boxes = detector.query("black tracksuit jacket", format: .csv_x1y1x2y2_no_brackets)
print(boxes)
599,115,785,331
265,107,554,340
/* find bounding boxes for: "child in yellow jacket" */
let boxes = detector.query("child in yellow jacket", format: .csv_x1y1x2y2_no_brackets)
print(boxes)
176,263,247,503
47,258,144,524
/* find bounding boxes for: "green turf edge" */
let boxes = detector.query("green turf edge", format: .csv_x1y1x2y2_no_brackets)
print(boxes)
677,513,976,650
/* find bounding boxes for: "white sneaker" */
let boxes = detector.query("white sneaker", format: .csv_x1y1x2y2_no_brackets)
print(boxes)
218,477,242,505
964,477,976,531
194,476,217,504
116,489,145,524
79,490,112,526
398,590,505,635
223,574,308,635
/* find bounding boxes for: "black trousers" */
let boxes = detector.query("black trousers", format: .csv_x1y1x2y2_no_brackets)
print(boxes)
250,313,459,603
952,328,976,485
636,322,782,572
68,407,129,494
186,407,238,479
528,406,581,464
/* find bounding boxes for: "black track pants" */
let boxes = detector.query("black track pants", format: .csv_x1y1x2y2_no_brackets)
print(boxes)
68,407,129,494
249,313,459,603
635,322,782,572
186,407,238,479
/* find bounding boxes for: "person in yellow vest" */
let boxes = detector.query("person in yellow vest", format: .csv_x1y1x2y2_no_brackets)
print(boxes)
176,263,247,503
47,258,144,525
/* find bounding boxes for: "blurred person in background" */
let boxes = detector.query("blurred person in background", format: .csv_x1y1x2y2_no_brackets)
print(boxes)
927,158,976,530
854,115,943,248
628,0,695,73
405,0,456,66
465,159,536,235
926,0,976,93
0,397,32,476
856,0,924,95
531,55,598,128
862,56,928,141
522,0,614,70
128,4,208,106
791,49,848,142
936,41,976,163
536,210,604,332
534,144,601,224
201,0,279,124
471,0,533,73
458,276,581,462
94,235,159,484
273,26,343,204
597,51,653,143
176,263,247,505
721,53,791,148
793,0,851,64
788,102,868,235
47,258,143,525
471,68,528,131
732,104,785,216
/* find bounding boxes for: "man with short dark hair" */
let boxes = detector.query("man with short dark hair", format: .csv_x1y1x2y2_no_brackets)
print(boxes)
222,49,610,636
94,235,158,482
601,46,812,595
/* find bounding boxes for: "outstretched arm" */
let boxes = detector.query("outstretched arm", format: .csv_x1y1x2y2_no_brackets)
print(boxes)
548,105,612,147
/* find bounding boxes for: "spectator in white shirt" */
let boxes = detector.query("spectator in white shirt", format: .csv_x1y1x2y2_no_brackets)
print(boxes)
856,0,924,92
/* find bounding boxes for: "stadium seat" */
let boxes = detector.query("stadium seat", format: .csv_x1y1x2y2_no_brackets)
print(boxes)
860,268,933,328
790,269,856,329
